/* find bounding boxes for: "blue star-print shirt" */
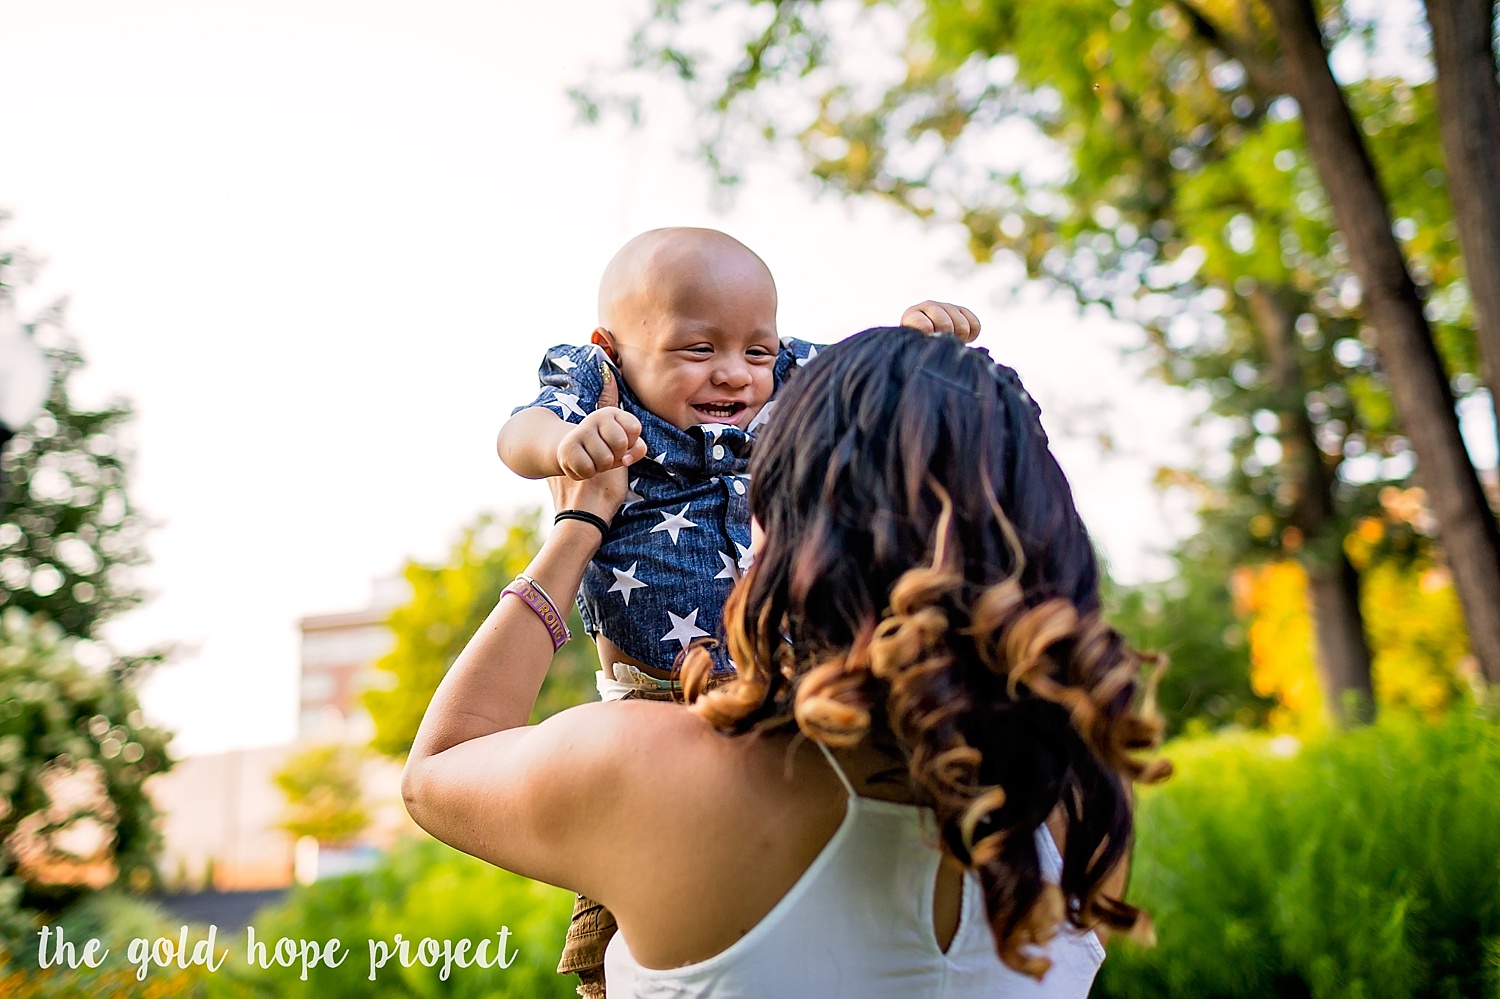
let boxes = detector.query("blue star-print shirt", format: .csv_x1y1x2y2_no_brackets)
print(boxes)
515,338,822,673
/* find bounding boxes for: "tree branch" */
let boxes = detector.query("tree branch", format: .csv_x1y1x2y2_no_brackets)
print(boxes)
1169,0,1287,96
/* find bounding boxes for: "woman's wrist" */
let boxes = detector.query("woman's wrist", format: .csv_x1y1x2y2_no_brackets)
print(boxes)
554,509,610,537
550,484,624,523
517,519,604,604
490,518,600,661
547,516,608,555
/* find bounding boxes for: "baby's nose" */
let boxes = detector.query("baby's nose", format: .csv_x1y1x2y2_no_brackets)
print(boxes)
712,359,753,386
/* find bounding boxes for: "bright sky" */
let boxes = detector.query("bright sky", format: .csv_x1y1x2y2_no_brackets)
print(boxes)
3,0,1233,755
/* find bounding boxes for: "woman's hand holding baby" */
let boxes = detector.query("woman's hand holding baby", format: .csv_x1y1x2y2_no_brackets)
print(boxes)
555,366,650,480
901,301,982,343
547,455,629,528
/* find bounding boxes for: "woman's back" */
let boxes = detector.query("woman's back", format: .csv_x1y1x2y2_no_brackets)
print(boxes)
604,745,1105,999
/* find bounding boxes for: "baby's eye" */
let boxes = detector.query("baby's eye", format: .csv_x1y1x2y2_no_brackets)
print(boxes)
683,345,714,355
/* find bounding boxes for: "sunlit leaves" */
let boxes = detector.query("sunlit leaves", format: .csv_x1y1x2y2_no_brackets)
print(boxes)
0,336,147,644
0,610,173,944
622,0,1470,568
272,743,371,845
362,511,600,759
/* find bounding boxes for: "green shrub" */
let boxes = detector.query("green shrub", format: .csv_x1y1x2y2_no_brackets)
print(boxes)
1098,710,1500,999
1,892,205,998
205,836,575,999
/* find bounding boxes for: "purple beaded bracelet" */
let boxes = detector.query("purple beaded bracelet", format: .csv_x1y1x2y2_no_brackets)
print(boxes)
502,574,571,652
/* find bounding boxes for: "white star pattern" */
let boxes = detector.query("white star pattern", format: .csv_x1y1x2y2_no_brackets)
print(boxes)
608,562,649,605
795,344,819,367
661,609,710,650
650,504,697,544
548,391,588,420
552,354,578,372
701,423,734,442
746,400,776,433
715,551,739,581
736,541,754,573
622,478,645,510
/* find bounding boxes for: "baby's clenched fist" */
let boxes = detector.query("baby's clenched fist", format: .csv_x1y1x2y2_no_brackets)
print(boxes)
556,407,647,479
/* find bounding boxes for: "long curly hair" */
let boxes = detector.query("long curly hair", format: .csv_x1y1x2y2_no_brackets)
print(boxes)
679,327,1169,979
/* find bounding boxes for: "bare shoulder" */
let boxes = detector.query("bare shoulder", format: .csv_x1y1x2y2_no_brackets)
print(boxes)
524,701,819,893
527,699,792,804
404,697,835,905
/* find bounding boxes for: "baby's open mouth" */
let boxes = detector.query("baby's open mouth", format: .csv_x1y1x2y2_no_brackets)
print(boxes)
693,402,747,421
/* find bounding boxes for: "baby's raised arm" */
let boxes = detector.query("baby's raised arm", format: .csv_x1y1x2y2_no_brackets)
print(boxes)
496,407,575,479
498,368,646,480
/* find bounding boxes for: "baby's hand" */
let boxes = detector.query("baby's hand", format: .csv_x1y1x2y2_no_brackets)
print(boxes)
555,367,648,479
901,301,981,343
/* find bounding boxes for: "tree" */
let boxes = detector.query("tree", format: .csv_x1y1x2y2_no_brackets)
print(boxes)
601,0,1500,711
1,250,151,652
272,744,371,845
0,611,173,952
1262,0,1500,685
0,236,171,953
1425,0,1500,460
363,511,599,759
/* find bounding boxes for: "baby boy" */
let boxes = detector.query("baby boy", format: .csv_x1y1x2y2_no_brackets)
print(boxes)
498,226,979,693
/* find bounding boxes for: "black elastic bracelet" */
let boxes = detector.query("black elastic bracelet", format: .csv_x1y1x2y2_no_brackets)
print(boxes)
555,509,610,537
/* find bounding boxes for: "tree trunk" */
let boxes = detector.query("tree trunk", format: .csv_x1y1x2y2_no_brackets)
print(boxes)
1264,0,1500,684
1305,558,1376,725
1425,0,1500,462
1250,287,1376,725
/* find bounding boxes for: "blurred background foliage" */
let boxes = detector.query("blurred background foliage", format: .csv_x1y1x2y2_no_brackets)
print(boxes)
1,244,175,959
1,242,152,646
271,744,371,846
0,611,173,950
362,510,599,760
1097,709,1500,998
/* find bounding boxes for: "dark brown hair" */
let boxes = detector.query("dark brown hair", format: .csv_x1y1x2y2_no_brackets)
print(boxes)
680,327,1168,978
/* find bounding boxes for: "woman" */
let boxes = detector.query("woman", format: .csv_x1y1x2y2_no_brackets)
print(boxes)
402,327,1167,997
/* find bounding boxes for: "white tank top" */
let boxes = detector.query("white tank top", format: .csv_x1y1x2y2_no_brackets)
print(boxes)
603,743,1106,998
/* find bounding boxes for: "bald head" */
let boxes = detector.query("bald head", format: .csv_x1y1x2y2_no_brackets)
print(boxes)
588,227,781,430
597,227,777,338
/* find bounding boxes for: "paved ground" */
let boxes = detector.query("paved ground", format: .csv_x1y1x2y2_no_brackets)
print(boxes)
149,889,288,930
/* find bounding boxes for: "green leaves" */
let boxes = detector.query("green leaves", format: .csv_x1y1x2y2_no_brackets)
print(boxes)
0,342,149,644
0,610,174,947
1100,712,1500,997
618,0,1471,567
271,744,370,846
362,511,598,759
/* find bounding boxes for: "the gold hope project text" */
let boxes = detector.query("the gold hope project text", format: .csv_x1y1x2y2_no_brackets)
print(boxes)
37,923,519,982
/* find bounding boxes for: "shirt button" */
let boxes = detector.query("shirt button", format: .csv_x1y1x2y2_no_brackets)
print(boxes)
712,444,725,460
733,479,746,495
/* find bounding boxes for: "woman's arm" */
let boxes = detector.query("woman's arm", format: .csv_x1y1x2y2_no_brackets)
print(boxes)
404,516,596,754
401,469,631,888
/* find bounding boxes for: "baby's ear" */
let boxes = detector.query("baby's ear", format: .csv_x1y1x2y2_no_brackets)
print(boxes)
591,327,620,364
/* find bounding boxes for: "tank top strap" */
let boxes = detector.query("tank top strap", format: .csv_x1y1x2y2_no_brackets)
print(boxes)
813,739,858,798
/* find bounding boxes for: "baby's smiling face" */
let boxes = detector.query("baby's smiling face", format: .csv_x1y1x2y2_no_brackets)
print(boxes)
593,228,780,432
